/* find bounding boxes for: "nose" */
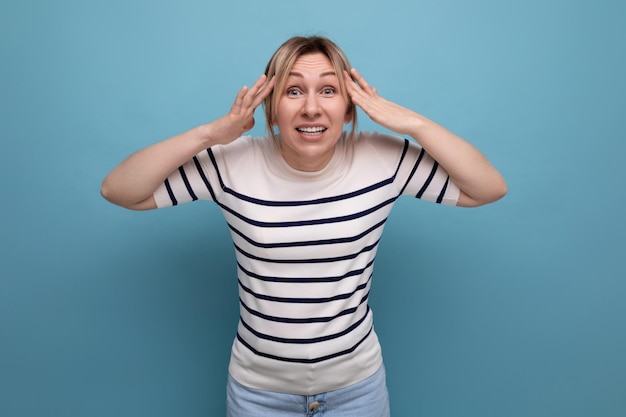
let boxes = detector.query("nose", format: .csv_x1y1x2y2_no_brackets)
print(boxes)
302,94,321,118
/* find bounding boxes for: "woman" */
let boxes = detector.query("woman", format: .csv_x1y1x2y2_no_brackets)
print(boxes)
102,36,506,416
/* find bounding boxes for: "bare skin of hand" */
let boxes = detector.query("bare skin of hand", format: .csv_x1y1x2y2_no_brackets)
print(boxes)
100,74,275,210
343,68,507,207
208,74,275,145
344,68,424,136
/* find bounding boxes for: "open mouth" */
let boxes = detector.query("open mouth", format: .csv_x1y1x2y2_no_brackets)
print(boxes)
296,126,327,136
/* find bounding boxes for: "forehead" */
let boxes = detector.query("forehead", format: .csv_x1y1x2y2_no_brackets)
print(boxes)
289,52,336,77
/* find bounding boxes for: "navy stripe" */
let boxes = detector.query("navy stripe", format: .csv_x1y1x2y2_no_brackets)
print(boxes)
394,139,411,195
234,240,379,264
226,179,395,206
237,259,375,283
238,279,368,304
239,306,370,344
208,146,395,207
228,218,386,249
193,153,217,201
239,289,370,324
437,176,450,204
416,160,439,199
178,166,198,201
164,179,177,206
400,147,425,196
236,325,373,364
219,197,396,228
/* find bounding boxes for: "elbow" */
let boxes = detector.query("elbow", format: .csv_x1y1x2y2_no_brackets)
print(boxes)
458,178,508,208
479,172,508,206
478,178,508,206
100,178,151,210
100,178,115,204
100,183,127,208
498,181,508,200
100,177,126,207
490,179,508,203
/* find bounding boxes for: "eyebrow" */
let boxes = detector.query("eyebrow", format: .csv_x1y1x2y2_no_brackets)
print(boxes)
288,71,337,78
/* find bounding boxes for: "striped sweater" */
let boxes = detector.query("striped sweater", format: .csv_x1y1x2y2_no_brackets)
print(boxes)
153,131,459,395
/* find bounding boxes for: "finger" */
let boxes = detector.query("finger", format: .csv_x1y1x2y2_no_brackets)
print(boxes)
250,76,275,108
236,75,264,109
242,74,273,109
343,70,364,104
343,71,352,93
344,69,363,90
230,85,249,114
344,70,370,103
248,74,268,98
350,68,375,95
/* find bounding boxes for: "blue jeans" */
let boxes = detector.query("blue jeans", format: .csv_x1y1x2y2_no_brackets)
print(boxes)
226,365,390,417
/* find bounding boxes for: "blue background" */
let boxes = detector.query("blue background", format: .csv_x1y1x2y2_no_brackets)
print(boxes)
2,0,624,416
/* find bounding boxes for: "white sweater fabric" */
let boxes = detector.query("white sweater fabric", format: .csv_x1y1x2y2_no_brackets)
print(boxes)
153,131,459,395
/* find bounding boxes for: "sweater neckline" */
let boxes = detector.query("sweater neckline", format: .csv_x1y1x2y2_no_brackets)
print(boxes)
266,132,349,182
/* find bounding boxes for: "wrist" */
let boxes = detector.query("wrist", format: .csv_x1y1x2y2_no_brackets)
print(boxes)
195,123,223,148
404,114,429,138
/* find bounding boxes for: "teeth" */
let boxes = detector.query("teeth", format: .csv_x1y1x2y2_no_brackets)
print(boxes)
297,127,326,133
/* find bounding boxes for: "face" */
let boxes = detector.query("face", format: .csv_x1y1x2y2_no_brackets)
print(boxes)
274,53,351,172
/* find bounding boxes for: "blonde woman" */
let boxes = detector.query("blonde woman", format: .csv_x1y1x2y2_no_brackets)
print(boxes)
102,36,506,416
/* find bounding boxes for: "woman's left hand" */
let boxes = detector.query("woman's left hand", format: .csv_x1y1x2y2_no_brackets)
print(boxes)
344,68,421,136
344,68,507,207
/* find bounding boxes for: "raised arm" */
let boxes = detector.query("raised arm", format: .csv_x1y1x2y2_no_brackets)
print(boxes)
344,69,507,207
101,75,274,210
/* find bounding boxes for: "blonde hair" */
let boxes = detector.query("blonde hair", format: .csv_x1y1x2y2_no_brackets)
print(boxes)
263,36,357,142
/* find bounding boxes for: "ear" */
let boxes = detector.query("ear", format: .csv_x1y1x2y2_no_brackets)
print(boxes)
344,108,353,124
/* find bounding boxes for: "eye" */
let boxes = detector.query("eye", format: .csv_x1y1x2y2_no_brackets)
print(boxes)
286,88,302,97
321,87,336,96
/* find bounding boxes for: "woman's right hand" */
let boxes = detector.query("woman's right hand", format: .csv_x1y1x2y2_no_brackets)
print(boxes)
206,74,275,145
101,74,274,210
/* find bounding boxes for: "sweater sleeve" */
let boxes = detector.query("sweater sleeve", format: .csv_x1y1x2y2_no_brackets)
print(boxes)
399,137,459,205
362,132,459,206
153,147,218,208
